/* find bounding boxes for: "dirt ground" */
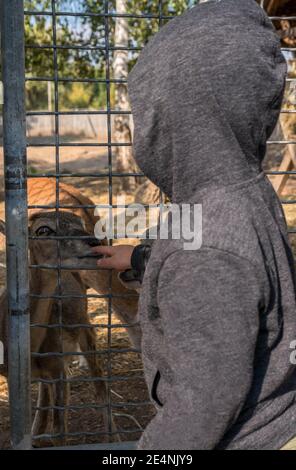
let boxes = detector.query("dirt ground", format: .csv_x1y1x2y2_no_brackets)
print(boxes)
0,137,295,449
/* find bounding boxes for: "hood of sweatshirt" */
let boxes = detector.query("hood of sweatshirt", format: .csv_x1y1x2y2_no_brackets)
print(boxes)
128,0,287,204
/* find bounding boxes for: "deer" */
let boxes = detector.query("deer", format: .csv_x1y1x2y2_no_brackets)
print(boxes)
0,216,112,445
27,178,141,348
0,177,141,446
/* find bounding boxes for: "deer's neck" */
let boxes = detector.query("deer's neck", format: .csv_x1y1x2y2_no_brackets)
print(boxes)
80,269,141,348
29,261,59,353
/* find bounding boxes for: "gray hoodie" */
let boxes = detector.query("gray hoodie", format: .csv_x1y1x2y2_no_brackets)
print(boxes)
128,0,296,450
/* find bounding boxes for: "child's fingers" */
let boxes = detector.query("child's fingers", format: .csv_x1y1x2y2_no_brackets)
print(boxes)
92,245,115,256
97,255,116,269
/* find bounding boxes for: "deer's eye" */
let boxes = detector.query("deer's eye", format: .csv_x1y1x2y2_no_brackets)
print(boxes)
36,226,55,237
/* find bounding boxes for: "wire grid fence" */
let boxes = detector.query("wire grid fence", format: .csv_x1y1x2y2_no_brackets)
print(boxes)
1,0,296,450
25,0,168,449
2,0,169,450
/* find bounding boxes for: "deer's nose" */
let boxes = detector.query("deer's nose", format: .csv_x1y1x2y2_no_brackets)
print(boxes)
72,229,101,248
87,237,100,248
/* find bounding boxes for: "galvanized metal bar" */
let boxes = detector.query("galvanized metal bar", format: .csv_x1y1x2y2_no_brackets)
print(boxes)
104,0,114,438
24,10,172,19
24,75,296,84
23,8,296,23
25,77,128,84
32,428,142,440
0,0,31,450
24,169,296,178
31,373,143,381
50,0,67,441
30,321,138,327
27,142,133,146
26,44,142,52
31,349,140,358
38,441,137,450
26,140,292,147
25,109,296,117
26,110,131,114
33,401,151,411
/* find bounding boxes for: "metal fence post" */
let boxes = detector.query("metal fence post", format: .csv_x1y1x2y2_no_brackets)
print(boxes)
1,0,31,449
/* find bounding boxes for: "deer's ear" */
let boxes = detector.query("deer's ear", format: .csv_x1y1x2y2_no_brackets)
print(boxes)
0,220,5,236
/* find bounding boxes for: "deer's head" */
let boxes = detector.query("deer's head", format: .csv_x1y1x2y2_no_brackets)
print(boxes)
28,211,104,270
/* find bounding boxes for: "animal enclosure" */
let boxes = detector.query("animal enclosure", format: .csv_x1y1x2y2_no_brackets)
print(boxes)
0,0,296,450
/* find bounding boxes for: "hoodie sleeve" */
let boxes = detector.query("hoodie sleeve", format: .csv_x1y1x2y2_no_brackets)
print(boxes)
138,247,264,450
130,243,152,283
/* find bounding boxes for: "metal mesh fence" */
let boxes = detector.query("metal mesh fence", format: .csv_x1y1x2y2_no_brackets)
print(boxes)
1,0,296,450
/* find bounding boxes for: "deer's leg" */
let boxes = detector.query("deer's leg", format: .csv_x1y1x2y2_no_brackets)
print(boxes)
52,372,70,446
30,274,57,354
78,328,120,442
31,382,55,447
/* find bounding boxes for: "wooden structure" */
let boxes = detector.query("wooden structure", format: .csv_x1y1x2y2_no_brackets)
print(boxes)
260,0,296,195
264,0,296,48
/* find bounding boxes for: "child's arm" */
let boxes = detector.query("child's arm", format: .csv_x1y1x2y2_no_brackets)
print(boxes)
92,243,152,283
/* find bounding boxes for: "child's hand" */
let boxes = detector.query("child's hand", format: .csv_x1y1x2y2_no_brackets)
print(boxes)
91,245,134,271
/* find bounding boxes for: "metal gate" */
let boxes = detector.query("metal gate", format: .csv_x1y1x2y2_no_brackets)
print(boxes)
1,0,296,450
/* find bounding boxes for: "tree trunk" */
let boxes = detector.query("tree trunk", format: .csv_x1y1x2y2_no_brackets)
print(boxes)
113,0,137,193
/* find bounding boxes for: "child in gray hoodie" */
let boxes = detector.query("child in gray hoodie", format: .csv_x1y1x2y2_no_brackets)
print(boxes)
93,0,296,450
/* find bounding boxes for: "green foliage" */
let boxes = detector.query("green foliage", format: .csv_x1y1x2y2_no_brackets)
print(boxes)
24,0,198,110
127,0,197,44
125,0,199,68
